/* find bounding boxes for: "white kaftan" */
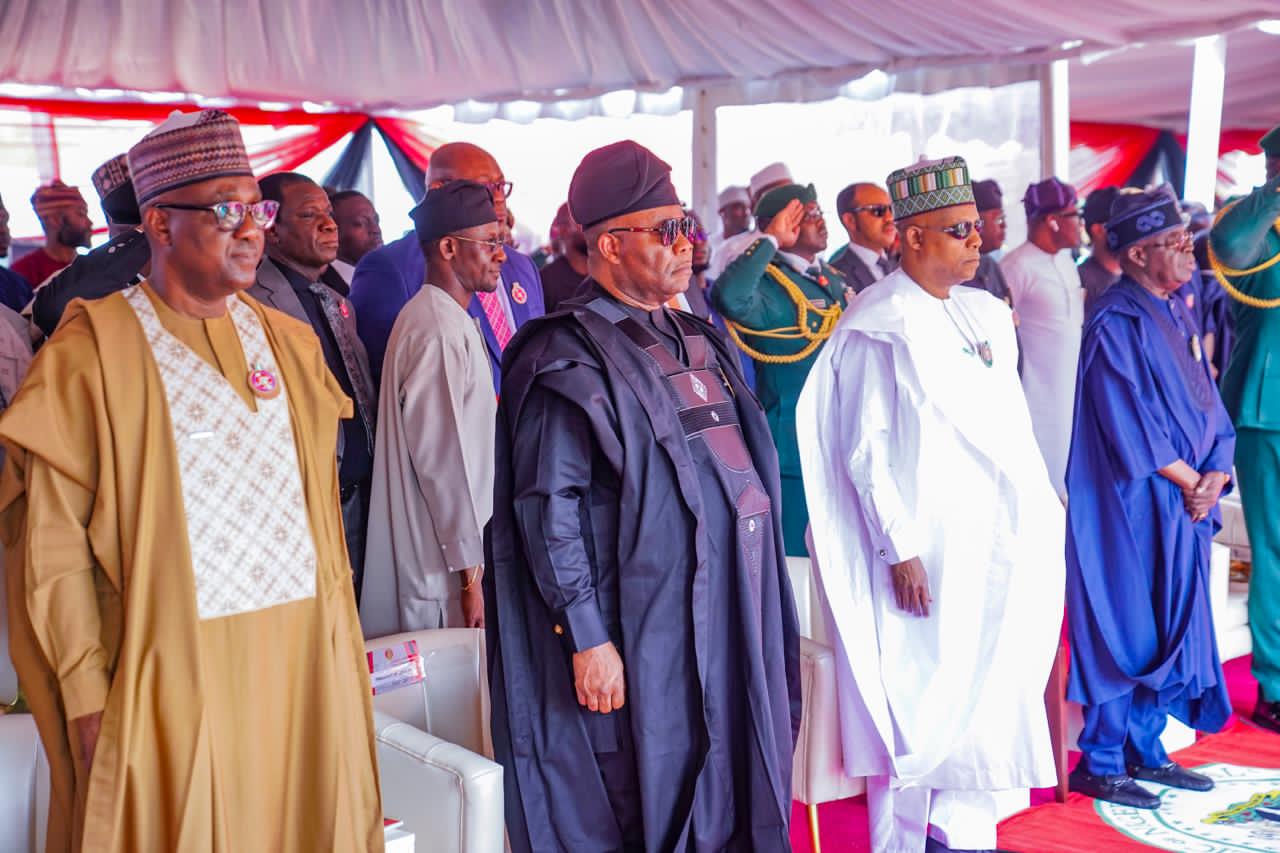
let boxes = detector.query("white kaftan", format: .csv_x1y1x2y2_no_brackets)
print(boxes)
797,270,1064,852
1000,241,1084,496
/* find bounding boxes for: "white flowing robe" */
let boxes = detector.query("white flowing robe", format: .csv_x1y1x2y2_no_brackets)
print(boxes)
360,285,496,637
1000,241,1084,497
797,270,1064,792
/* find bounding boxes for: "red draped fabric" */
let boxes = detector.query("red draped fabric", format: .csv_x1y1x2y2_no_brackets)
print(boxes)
373,116,441,171
0,96,367,180
1068,122,1161,194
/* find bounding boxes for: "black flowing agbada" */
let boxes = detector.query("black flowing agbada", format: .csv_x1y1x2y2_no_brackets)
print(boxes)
485,282,801,852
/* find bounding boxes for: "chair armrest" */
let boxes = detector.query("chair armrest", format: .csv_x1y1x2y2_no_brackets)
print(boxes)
373,710,504,853
792,638,863,805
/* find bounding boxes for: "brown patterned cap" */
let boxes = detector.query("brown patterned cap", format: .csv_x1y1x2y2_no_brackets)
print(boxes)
128,109,253,206
91,154,131,201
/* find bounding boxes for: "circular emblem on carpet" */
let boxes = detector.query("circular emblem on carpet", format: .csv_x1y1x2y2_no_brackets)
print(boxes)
1096,763,1280,851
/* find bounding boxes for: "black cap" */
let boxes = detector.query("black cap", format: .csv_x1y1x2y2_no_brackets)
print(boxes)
411,181,498,243
568,140,681,229
972,179,1003,212
1082,186,1121,230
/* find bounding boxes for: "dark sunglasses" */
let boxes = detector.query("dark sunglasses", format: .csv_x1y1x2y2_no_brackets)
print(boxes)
850,204,892,218
608,216,698,247
916,219,984,240
153,199,280,232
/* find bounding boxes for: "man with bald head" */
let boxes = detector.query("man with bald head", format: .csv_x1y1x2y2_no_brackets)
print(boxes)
829,181,898,293
0,109,381,852
800,157,1063,853
487,140,800,852
348,141,544,388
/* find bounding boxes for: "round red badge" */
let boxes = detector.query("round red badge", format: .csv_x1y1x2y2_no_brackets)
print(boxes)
248,368,282,400
511,282,528,305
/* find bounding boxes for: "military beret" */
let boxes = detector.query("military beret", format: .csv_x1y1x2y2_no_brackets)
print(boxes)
755,183,817,221
568,140,681,229
1261,125,1280,158
411,181,499,244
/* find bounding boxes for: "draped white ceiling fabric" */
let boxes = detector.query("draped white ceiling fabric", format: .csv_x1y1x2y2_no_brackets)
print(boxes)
0,0,1274,113
1070,26,1280,130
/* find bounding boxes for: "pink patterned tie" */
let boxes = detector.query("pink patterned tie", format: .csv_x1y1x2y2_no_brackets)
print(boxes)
478,291,513,350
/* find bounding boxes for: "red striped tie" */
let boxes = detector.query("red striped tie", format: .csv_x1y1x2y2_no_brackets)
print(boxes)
478,291,513,350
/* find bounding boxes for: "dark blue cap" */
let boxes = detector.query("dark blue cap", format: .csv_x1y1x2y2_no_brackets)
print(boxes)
411,181,498,243
1105,184,1184,252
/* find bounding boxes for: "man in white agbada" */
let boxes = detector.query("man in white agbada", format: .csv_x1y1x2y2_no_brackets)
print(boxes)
999,177,1085,498
798,156,1064,853
359,181,503,636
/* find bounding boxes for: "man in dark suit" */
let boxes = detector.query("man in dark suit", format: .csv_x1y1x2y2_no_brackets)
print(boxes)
250,171,377,602
828,182,898,295
348,142,544,390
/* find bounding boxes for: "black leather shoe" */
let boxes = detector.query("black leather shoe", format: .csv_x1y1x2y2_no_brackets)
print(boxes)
1253,687,1280,733
1128,761,1215,791
1069,766,1161,809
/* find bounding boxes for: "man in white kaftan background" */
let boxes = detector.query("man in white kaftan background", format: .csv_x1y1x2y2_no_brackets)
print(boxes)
798,156,1064,853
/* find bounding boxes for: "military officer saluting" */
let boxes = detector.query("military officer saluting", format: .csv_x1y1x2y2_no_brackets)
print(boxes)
712,183,846,555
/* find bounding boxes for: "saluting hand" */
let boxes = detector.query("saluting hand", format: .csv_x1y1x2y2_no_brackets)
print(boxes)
764,199,805,252
573,640,626,714
890,557,932,617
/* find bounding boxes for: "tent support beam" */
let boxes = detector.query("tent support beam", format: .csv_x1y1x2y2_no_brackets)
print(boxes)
1038,60,1071,180
1184,34,1226,206
692,87,718,227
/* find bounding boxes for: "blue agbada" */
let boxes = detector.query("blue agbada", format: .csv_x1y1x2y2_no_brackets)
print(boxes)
1066,277,1235,728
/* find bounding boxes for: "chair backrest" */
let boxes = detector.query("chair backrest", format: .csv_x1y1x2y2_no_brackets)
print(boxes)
364,628,491,759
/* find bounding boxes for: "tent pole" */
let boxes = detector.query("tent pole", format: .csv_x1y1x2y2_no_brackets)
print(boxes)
1038,60,1071,180
1184,34,1227,207
692,87,718,227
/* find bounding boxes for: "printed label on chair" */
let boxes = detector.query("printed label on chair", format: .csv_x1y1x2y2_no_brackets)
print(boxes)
367,641,425,695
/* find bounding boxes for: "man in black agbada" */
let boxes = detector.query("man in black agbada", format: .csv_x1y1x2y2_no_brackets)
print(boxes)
485,140,801,852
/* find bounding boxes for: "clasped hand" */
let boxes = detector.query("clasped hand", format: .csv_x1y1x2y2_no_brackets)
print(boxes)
1182,471,1228,523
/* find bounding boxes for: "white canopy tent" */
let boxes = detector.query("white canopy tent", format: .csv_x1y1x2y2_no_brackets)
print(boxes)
2,1,1276,218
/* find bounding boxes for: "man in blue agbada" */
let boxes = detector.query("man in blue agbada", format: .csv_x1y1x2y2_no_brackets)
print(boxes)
1066,185,1235,810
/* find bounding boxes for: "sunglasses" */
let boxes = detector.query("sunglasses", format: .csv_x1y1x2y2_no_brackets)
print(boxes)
153,200,280,232
1146,230,1194,253
850,204,892,218
915,219,984,240
608,216,698,247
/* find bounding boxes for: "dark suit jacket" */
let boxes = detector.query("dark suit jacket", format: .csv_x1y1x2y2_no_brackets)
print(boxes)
828,243,887,294
249,256,374,471
348,232,545,390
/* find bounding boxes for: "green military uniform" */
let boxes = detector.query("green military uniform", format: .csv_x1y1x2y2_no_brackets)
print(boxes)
712,233,846,556
1210,168,1280,703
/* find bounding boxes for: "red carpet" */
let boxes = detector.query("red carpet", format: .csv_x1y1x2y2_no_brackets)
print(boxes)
788,656,1269,853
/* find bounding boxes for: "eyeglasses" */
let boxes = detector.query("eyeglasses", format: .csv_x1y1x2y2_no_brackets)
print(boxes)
1146,230,1194,252
803,206,825,223
153,200,280,232
850,204,892,218
607,216,698,247
987,214,1008,227
915,219,984,240
449,234,507,252
1057,210,1083,219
